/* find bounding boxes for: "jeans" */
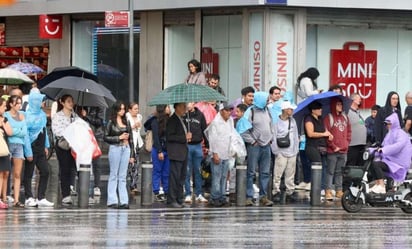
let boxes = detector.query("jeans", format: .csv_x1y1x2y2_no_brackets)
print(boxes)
211,159,229,201
299,150,312,183
326,153,347,191
151,148,170,194
107,144,130,205
185,143,203,197
246,144,271,199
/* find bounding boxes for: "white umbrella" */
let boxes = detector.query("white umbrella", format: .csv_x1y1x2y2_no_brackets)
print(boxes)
0,68,34,85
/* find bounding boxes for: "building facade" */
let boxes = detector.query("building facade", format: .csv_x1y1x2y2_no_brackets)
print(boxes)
0,1,411,117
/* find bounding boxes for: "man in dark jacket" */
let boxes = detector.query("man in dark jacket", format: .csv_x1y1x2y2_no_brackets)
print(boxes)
166,102,190,208
183,102,208,204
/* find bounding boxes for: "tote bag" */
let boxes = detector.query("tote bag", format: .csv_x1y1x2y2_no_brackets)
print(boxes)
0,130,9,157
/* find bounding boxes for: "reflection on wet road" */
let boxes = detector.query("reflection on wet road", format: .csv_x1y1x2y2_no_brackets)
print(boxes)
0,205,411,249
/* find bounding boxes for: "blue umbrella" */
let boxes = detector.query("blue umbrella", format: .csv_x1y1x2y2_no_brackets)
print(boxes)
293,91,352,133
7,62,44,75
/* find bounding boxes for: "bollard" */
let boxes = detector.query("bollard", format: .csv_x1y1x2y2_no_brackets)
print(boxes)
310,162,322,206
236,164,247,206
141,161,153,206
78,164,91,208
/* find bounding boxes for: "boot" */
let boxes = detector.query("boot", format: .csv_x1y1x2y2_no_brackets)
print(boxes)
335,190,344,199
325,189,333,201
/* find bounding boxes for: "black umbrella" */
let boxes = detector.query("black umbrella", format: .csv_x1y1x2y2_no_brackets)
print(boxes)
40,76,116,108
38,66,98,88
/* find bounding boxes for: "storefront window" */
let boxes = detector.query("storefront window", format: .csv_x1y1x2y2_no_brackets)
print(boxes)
307,25,412,109
202,15,242,102
72,21,140,103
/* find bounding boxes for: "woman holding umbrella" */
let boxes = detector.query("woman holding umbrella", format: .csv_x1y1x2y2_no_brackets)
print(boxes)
52,94,77,205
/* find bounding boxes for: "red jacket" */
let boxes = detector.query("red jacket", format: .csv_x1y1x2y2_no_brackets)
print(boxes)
323,98,352,154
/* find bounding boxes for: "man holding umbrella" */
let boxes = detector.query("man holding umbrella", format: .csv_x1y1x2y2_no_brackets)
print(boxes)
166,102,191,208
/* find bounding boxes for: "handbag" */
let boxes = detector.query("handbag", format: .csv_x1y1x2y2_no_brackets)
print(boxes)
144,130,153,152
57,136,70,150
276,118,291,148
0,130,9,157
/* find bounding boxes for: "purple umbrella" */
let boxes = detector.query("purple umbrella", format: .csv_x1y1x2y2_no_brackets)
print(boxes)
7,62,44,75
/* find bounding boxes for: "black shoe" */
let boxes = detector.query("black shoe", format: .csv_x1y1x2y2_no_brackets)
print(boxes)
272,192,281,202
286,192,299,202
119,204,129,209
168,202,183,208
107,204,118,209
155,194,166,202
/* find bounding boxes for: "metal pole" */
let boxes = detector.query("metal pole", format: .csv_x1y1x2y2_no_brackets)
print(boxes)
236,163,247,206
141,161,153,206
310,162,322,206
128,0,134,102
78,164,91,208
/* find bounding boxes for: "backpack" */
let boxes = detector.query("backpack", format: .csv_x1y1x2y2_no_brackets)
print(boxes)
144,130,153,152
328,113,348,128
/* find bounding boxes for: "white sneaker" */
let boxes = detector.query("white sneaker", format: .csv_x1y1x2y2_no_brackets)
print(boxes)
25,197,38,207
295,182,308,190
196,194,208,203
6,196,14,203
184,195,192,204
370,184,386,194
62,196,73,205
304,183,311,191
94,187,101,196
37,198,54,207
321,189,325,196
89,198,95,205
70,185,77,196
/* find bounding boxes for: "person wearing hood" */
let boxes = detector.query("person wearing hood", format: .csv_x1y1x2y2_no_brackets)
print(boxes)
323,97,351,201
23,92,54,207
183,102,208,204
240,91,274,207
369,113,412,194
374,91,403,145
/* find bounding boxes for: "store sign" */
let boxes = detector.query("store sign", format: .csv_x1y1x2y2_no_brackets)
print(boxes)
201,47,219,80
105,11,129,28
39,15,63,39
249,13,263,91
266,0,287,4
330,42,377,109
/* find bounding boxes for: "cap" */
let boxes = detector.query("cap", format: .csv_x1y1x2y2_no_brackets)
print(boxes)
281,101,297,110
308,101,322,110
220,102,234,111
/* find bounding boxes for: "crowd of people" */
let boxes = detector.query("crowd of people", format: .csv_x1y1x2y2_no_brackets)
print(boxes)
1,62,411,210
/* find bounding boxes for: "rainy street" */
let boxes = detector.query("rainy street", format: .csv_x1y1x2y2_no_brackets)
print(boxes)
1,156,412,249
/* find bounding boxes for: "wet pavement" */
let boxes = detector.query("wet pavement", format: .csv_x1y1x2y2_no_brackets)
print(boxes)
1,156,412,248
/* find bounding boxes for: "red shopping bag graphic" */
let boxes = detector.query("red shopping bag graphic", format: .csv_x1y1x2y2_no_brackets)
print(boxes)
71,130,102,161
330,42,377,109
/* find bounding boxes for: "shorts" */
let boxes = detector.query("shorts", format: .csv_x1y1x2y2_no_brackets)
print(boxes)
9,143,24,159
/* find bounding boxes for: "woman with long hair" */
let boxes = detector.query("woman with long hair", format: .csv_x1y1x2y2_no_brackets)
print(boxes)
185,59,207,85
4,95,32,208
126,102,143,192
144,105,170,202
51,94,77,205
296,67,322,104
104,101,134,209
0,97,13,209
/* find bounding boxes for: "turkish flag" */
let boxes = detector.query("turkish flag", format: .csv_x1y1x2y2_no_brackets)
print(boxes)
39,15,63,39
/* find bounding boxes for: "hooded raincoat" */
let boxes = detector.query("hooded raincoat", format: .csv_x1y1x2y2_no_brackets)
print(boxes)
26,92,49,151
380,113,412,182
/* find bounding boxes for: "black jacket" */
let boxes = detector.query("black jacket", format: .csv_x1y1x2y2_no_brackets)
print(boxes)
166,113,188,161
374,91,403,144
183,107,208,147
104,120,135,158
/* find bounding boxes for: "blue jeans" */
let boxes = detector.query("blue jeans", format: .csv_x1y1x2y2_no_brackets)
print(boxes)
107,144,130,205
151,148,170,194
185,143,204,197
326,153,347,190
246,144,271,199
211,159,229,201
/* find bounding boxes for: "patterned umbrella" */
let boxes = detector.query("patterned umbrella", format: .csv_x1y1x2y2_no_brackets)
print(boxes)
148,83,227,106
0,68,34,85
7,62,44,75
